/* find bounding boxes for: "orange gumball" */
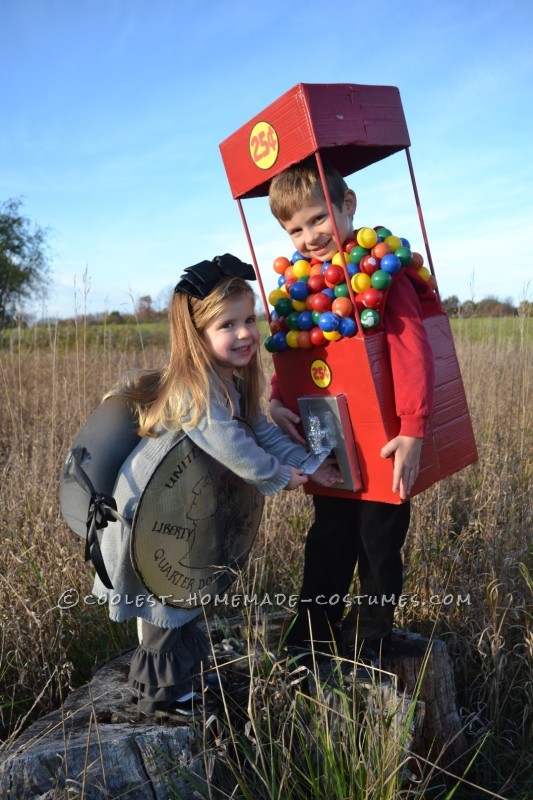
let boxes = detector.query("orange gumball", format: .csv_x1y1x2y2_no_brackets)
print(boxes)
411,252,424,270
371,242,392,259
310,263,324,276
273,256,291,275
296,330,313,349
332,296,354,317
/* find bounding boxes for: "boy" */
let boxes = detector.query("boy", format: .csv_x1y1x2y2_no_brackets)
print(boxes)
268,157,437,659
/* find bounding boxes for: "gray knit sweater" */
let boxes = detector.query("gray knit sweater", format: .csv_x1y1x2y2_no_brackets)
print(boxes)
92,379,325,628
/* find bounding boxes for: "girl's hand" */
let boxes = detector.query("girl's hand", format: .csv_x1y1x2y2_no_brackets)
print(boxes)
270,399,307,445
380,435,423,500
310,458,343,487
284,467,308,491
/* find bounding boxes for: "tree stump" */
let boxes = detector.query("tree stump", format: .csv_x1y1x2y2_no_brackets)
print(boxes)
0,614,468,798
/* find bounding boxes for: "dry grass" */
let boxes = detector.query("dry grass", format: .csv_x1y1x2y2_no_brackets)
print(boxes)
0,316,531,798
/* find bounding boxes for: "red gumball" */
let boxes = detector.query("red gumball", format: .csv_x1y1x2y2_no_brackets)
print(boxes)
359,255,380,276
308,273,326,293
344,237,357,253
361,288,384,309
305,293,316,311
310,327,328,346
269,318,282,334
324,264,345,286
311,292,333,313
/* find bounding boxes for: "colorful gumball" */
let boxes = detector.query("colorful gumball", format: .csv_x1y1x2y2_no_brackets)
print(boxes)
411,252,424,269
291,251,307,264
264,335,277,353
291,299,307,312
296,330,313,349
269,288,285,306
380,254,402,275
273,256,291,275
372,242,392,259
428,275,438,290
286,330,300,348
323,330,342,341
332,251,350,267
272,331,288,350
344,237,357,252
293,259,312,278
310,262,324,276
324,263,345,286
361,288,384,309
338,316,357,337
318,311,339,332
277,275,287,288
334,282,350,298
311,292,333,312
311,310,321,325
357,227,378,249
349,246,369,265
332,296,354,317
371,270,392,290
351,272,372,293
359,255,380,276
308,273,326,293
400,238,411,249
360,308,381,329
418,266,431,281
384,235,402,252
375,227,392,240
286,311,301,330
305,294,316,311
289,281,310,301
297,310,314,330
274,297,293,317
310,327,328,347
395,246,413,267
322,288,336,300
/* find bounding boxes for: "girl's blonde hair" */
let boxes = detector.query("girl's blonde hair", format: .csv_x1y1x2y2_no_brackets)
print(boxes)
109,277,263,436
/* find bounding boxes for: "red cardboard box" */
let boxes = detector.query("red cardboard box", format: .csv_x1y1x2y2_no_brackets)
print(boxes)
219,83,478,503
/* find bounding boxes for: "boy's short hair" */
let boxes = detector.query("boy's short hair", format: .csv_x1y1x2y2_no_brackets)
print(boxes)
268,156,349,222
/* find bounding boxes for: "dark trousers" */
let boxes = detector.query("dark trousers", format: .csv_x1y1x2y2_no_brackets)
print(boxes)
287,495,410,650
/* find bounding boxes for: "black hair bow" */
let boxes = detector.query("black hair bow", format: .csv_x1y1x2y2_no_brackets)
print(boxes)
174,254,256,300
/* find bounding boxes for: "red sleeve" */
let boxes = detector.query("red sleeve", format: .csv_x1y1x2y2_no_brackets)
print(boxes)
384,273,435,438
269,371,283,402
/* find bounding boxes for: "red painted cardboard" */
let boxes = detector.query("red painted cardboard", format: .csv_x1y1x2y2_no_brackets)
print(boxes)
220,83,410,198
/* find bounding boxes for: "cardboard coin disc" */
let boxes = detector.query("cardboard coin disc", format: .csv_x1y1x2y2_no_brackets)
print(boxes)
131,426,264,609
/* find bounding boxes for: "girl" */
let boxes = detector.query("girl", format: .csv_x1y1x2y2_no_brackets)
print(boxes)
91,254,340,721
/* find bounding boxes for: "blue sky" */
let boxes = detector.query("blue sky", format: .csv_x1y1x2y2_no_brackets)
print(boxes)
1,0,532,319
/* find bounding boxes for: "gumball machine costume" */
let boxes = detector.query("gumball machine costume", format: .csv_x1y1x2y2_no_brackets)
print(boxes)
220,84,477,503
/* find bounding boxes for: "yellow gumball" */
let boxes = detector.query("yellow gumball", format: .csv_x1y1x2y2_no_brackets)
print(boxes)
384,235,402,252
291,299,307,312
332,251,350,266
418,266,431,281
357,227,378,249
286,330,300,348
268,289,285,306
351,272,372,293
292,259,311,278
323,330,342,341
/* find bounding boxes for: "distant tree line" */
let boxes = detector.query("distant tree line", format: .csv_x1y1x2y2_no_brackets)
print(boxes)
441,295,530,318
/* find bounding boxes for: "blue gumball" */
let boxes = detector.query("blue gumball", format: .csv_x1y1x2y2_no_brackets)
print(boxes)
321,261,332,275
338,317,357,337
347,263,358,277
298,310,314,330
278,275,286,288
400,237,411,249
291,251,307,264
318,311,340,332
273,331,288,351
289,281,310,301
322,287,336,300
380,254,402,274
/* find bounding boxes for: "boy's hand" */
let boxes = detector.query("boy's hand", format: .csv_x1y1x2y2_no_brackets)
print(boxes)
310,458,343,487
270,399,307,445
380,435,423,500
284,467,308,491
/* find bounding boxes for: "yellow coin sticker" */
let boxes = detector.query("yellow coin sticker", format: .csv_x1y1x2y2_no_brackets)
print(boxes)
310,359,332,388
249,121,279,170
